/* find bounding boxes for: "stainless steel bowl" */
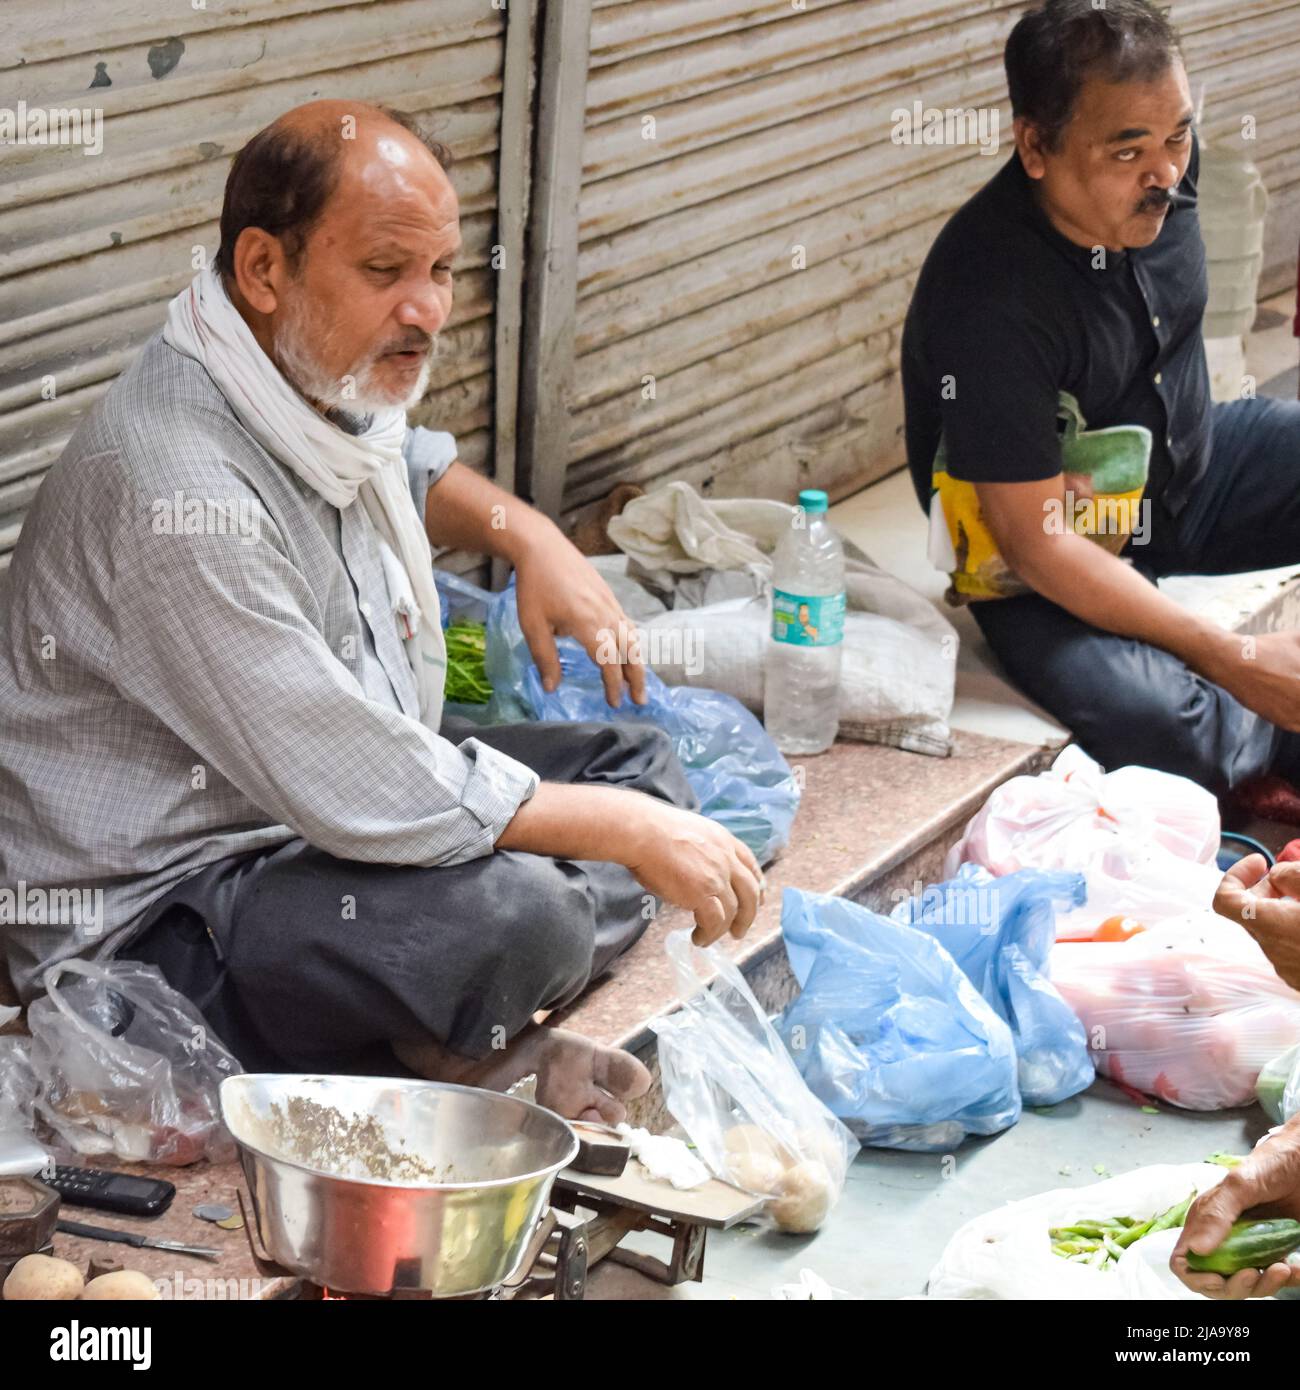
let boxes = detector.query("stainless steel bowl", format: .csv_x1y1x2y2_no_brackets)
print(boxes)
220,1073,578,1296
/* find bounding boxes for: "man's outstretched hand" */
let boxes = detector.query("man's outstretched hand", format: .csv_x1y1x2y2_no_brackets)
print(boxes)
1213,854,1300,991
514,532,648,709
623,800,765,948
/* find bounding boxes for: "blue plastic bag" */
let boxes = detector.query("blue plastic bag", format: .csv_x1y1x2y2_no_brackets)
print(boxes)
778,888,1022,1151
433,571,799,864
890,864,1093,1106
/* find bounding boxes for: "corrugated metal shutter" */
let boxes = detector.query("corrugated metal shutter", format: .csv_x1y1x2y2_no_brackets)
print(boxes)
0,0,512,575
558,0,1022,528
549,0,1300,532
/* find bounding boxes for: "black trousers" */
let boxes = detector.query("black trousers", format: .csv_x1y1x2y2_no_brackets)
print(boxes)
119,717,697,1074
971,396,1300,793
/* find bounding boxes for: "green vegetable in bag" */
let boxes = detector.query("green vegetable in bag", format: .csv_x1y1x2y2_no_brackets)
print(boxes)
444,621,492,705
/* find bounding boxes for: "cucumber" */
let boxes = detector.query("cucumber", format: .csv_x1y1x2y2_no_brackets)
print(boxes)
1184,1219,1300,1275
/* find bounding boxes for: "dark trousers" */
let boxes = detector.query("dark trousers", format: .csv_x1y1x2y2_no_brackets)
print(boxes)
972,396,1300,793
119,718,696,1074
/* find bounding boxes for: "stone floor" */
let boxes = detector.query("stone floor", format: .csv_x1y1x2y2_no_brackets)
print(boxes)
584,1078,1275,1300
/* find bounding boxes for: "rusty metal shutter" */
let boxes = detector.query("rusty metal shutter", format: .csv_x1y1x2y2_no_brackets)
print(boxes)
521,0,1300,535
0,0,528,577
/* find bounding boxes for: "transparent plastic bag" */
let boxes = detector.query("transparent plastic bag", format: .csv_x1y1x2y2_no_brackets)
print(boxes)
891,865,1094,1106
1256,1043,1300,1124
946,745,1223,938
778,888,1022,1151
649,931,858,1232
27,959,241,1164
1051,915,1300,1110
0,1035,39,1130
435,570,502,725
0,1036,49,1177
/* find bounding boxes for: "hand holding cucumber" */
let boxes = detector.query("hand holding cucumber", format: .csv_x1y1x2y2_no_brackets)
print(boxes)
1171,1114,1300,1298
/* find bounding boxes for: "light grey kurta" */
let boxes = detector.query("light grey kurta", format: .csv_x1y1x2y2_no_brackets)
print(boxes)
0,334,538,1002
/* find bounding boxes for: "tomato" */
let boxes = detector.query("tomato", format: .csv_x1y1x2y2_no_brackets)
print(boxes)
1091,915,1146,942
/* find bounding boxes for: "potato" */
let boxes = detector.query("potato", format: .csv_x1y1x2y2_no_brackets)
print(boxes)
724,1123,792,1167
727,1150,786,1196
4,1253,85,1301
81,1270,161,1301
796,1126,846,1179
769,1160,834,1234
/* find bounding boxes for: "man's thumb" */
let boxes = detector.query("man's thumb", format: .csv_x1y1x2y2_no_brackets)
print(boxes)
1180,1192,1239,1255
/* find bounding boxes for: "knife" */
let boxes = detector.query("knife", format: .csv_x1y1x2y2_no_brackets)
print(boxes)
57,1218,221,1261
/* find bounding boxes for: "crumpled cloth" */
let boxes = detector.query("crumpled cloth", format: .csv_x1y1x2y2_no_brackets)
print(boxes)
616,1123,711,1189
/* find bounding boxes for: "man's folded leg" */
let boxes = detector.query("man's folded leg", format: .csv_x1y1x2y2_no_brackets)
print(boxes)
1145,395,1300,577
971,590,1300,793
122,836,623,1077
119,716,694,1112
440,713,696,810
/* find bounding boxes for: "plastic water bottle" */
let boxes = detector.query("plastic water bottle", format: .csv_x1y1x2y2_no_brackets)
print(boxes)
764,489,845,754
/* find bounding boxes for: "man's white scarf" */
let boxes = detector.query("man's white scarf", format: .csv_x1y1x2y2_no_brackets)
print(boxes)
163,267,446,730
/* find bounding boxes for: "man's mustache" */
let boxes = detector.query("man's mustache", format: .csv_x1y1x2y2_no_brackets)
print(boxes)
1135,186,1196,215
377,330,436,357
1136,187,1174,214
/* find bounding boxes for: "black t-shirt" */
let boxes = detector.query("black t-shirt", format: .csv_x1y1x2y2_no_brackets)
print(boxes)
901,140,1210,517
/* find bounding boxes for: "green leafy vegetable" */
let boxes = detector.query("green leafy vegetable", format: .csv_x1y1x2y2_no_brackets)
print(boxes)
444,621,492,705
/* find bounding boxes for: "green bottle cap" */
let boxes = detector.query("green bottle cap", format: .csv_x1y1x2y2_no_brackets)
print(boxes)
798,489,829,512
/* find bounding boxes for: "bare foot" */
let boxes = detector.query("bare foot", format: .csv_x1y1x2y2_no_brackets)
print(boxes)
392,1025,652,1124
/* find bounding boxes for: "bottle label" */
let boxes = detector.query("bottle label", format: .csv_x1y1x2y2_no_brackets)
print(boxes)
771,589,845,646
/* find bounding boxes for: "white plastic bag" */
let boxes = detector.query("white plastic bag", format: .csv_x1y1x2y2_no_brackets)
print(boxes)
925,1162,1230,1299
607,481,957,756
1051,914,1300,1109
946,745,1223,937
1257,1043,1300,1124
27,959,241,1164
648,930,859,1232
642,593,957,756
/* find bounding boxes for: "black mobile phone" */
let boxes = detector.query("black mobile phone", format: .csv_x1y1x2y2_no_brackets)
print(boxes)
44,1164,176,1217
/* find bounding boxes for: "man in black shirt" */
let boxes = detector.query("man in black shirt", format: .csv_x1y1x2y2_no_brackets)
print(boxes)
902,0,1300,804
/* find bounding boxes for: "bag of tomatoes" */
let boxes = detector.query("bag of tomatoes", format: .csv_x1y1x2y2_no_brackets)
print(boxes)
1051,913,1300,1109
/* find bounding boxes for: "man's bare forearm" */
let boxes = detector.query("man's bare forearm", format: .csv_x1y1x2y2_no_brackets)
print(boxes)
495,781,646,865
424,460,561,563
1008,530,1239,683
975,478,1240,684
